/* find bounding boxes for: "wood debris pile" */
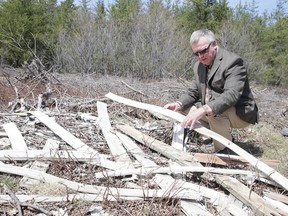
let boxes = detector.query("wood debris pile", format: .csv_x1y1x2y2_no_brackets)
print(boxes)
0,90,288,216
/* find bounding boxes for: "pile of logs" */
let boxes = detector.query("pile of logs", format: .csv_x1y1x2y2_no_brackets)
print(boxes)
0,93,287,215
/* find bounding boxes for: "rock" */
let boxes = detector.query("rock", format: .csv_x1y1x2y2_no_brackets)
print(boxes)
280,128,288,136
88,205,112,216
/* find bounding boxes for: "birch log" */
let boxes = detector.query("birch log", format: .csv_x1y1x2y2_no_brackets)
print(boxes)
0,194,141,203
3,122,28,150
0,150,100,161
105,92,288,191
115,131,213,215
0,163,202,200
95,166,255,179
97,101,133,167
29,111,120,170
215,175,284,216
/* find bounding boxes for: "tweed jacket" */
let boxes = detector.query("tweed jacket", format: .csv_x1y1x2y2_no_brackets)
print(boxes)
179,47,258,124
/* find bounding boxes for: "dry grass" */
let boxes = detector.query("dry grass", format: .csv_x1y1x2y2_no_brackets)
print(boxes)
252,124,288,176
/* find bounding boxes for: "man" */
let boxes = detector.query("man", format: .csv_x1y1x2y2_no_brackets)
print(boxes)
164,28,258,154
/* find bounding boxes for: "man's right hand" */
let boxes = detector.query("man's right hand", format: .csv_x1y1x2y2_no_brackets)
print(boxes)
163,101,182,111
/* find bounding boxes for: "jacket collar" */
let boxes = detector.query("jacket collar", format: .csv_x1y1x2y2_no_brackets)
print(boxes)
207,47,222,80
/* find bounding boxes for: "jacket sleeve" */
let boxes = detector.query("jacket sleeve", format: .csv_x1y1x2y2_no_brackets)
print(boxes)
178,62,203,110
178,79,200,109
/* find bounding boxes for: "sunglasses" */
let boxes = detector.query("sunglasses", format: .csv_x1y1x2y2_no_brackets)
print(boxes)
193,42,212,57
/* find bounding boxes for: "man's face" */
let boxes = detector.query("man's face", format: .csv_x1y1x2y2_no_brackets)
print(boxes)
191,37,216,66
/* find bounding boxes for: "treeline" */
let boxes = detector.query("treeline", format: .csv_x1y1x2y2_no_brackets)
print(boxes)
0,0,287,86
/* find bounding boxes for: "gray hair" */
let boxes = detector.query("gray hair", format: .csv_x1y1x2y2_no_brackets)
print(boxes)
190,29,216,46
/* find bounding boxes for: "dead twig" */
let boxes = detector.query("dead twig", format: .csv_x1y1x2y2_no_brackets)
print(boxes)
3,184,52,216
20,203,53,216
121,80,146,96
3,184,23,216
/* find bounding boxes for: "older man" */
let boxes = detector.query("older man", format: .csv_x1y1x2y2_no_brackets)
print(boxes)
165,29,258,154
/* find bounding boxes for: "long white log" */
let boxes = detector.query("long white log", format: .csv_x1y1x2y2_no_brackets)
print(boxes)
0,163,202,200
105,92,288,191
0,194,141,203
95,166,255,179
0,150,100,162
97,101,133,166
29,111,95,153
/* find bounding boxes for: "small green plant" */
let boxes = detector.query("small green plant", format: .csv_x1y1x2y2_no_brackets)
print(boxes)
0,175,19,193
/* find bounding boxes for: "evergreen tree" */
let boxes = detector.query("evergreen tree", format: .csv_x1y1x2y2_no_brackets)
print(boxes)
110,0,141,23
0,0,50,65
0,0,76,67
253,0,288,86
173,0,230,33
258,17,288,86
55,0,77,33
95,0,106,22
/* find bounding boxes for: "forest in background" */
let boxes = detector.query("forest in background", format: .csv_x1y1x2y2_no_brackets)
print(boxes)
0,0,288,86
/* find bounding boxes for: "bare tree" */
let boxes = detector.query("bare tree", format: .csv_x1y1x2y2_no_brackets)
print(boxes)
54,2,193,79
